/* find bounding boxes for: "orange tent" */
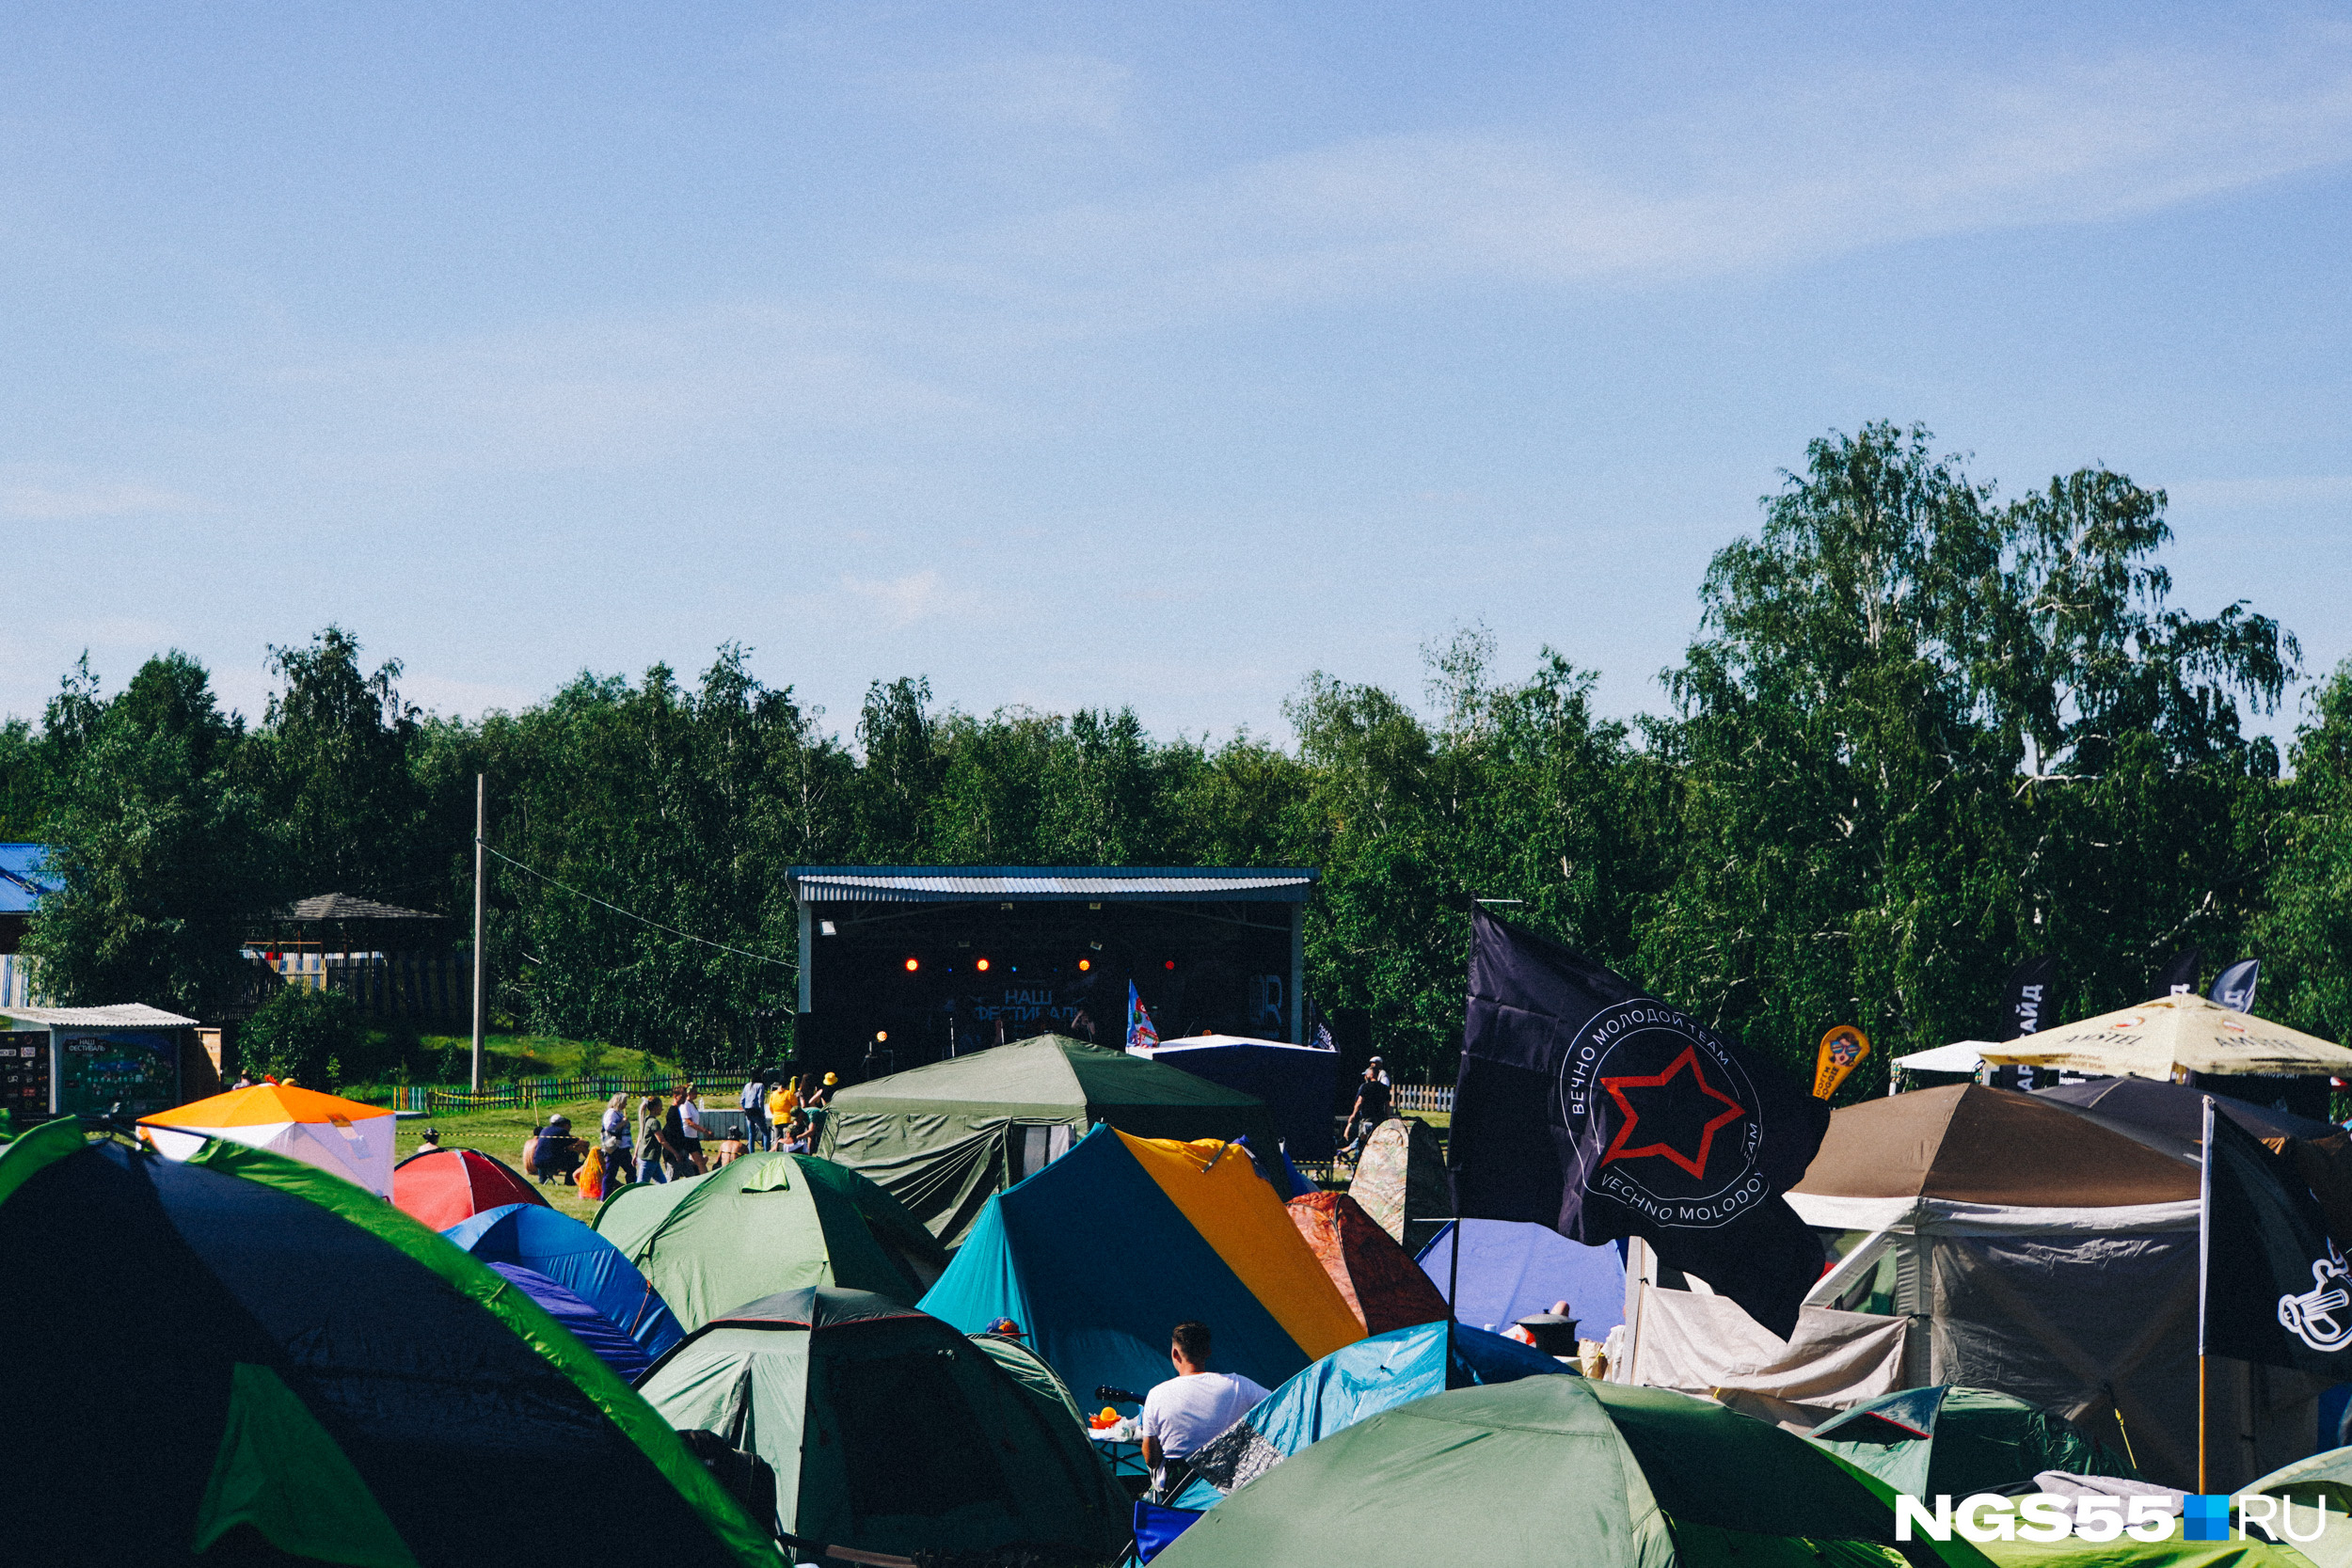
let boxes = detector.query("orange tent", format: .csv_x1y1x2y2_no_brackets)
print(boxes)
1289,1191,1452,1335
141,1083,396,1196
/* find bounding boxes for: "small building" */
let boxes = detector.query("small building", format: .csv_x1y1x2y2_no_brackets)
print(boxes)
785,864,1318,1076
247,892,461,1018
4,1003,199,1120
0,843,58,1010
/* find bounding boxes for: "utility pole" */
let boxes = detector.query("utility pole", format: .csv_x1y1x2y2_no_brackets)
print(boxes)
470,772,485,1093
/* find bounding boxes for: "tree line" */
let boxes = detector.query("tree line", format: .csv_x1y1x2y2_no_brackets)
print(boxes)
6,422,2346,1094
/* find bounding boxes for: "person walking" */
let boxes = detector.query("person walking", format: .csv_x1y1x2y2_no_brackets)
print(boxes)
636,1094,667,1184
739,1072,771,1152
600,1091,636,1183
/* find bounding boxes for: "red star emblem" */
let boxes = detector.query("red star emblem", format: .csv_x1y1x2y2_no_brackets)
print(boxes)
1598,1046,1748,1179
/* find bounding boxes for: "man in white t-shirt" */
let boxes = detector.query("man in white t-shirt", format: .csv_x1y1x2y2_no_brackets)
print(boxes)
1138,1322,1268,1487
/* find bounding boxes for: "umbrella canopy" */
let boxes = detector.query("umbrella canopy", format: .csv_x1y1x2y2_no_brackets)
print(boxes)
443,1201,683,1357
593,1151,946,1330
140,1082,397,1196
0,1117,774,1568
818,1034,1279,1247
485,1262,652,1381
393,1147,547,1230
634,1287,1128,1561
1791,1085,2197,1208
1154,1376,1987,1568
1981,992,2352,1080
1287,1191,1451,1336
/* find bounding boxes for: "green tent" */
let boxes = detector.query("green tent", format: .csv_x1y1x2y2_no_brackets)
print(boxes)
594,1151,947,1330
636,1286,1128,1563
816,1034,1279,1246
968,1328,1092,1428
1156,1376,2000,1568
1809,1386,2140,1499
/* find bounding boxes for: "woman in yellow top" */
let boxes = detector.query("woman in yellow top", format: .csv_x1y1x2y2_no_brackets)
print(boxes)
767,1077,798,1130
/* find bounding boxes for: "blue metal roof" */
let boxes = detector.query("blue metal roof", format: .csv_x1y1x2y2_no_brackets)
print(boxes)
0,844,56,915
787,864,1318,904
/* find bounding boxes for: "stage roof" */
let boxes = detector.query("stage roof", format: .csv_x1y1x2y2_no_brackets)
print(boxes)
786,866,1318,905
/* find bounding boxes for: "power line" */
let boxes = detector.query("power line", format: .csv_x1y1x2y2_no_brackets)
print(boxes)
482,843,798,971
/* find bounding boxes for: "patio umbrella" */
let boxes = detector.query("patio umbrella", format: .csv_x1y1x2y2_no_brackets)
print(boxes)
1979,992,2352,1082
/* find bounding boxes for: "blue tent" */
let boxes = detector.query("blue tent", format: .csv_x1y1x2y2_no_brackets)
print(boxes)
1415,1219,1626,1339
1129,1037,1342,1160
445,1202,685,1358
1168,1320,1565,1511
486,1262,654,1382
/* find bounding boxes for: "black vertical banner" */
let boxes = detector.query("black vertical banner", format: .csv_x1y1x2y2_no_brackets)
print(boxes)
1991,956,2058,1091
2201,1101,2352,1377
1451,910,1831,1338
2156,947,2204,997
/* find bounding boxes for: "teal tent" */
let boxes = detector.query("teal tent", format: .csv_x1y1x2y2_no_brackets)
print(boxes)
594,1151,946,1330
1808,1386,2139,1498
635,1287,1128,1562
818,1035,1279,1246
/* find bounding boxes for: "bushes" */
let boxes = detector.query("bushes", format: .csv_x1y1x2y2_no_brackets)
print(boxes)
241,986,366,1088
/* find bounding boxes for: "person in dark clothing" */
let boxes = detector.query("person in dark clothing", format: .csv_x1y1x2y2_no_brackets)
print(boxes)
528,1115,584,1184
1342,1068,1393,1161
659,1086,702,1179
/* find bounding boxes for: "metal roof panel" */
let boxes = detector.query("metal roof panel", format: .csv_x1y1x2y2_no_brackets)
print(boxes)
787,864,1318,904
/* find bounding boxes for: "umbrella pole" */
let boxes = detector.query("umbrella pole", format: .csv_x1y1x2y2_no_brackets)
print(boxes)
2198,1354,2208,1493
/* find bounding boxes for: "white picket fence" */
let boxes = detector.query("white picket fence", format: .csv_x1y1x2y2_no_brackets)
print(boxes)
1394,1083,1453,1114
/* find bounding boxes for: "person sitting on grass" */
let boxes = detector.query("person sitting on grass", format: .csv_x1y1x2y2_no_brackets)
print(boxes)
781,1110,813,1154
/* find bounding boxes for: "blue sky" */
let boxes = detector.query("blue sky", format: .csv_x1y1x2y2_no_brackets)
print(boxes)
5,2,2348,744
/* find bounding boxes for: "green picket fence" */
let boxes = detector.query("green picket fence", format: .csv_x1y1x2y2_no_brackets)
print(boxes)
385,1069,764,1115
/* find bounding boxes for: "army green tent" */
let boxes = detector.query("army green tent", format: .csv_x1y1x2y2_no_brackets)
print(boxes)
817,1035,1279,1246
636,1287,1128,1563
1809,1386,2139,1498
1156,1376,1998,1568
594,1151,946,1330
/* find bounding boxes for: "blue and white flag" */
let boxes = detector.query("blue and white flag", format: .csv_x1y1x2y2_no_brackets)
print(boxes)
1126,982,1160,1050
2211,958,2261,1015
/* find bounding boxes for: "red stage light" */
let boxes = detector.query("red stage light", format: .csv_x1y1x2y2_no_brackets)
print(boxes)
1078,958,1091,972
904,957,919,972
977,957,992,972
1164,959,1176,970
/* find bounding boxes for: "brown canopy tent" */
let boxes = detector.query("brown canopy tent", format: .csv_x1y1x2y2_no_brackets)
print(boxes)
1621,1085,2313,1491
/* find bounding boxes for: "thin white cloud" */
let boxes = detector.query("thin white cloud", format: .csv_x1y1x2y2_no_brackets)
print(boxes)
908,30,2352,324
837,568,979,627
2168,476,2352,509
886,52,1133,134
0,476,198,519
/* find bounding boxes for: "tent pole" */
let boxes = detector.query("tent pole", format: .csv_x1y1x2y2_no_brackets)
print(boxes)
2198,1354,2209,1493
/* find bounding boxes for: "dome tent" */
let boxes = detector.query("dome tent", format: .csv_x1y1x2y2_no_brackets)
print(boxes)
593,1150,946,1331
1807,1385,2138,1498
0,1117,773,1568
818,1034,1279,1246
443,1201,683,1358
1287,1191,1451,1336
1154,1377,1992,1568
485,1262,652,1381
635,1287,1128,1563
394,1146,546,1230
140,1082,398,1196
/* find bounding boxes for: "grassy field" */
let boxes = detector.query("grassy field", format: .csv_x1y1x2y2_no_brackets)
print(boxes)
392,1095,635,1219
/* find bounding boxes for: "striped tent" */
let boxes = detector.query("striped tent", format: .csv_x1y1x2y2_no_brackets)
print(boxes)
919,1125,1363,1402
141,1083,397,1197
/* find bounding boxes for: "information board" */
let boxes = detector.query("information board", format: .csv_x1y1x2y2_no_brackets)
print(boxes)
1,1036,50,1119
53,1029,181,1117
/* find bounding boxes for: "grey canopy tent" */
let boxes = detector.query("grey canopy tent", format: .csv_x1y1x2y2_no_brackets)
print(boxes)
815,1034,1279,1246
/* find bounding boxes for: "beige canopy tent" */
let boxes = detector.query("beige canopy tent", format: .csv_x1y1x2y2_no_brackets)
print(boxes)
1980,991,2352,1080
1615,1085,2314,1489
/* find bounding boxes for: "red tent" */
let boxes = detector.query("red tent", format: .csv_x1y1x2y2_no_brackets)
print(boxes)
1288,1191,1452,1336
393,1147,548,1231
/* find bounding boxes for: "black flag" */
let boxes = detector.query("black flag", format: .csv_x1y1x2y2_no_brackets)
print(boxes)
2201,1101,2352,1377
1994,955,2058,1040
1450,910,1832,1338
2156,946,2204,997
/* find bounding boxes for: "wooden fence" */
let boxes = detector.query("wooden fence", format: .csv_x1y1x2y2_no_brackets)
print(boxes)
386,1069,761,1115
